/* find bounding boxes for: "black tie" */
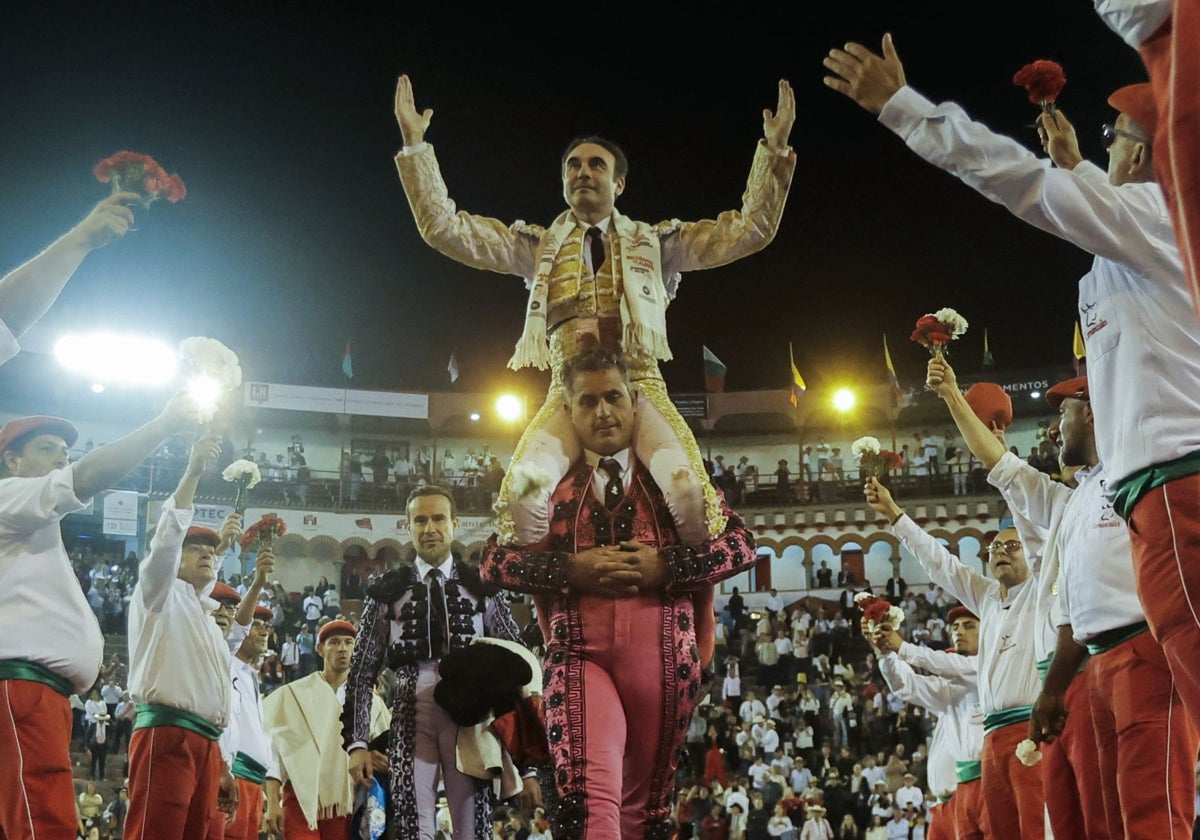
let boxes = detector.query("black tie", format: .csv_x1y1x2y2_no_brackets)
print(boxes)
427,570,447,659
586,227,605,273
599,457,623,510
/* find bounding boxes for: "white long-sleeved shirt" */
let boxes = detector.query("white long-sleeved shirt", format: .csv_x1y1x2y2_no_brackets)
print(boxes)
128,497,231,730
1093,0,1171,47
891,515,1042,715
0,319,17,366
0,465,103,692
991,455,1143,643
880,85,1200,487
228,656,278,777
879,649,983,801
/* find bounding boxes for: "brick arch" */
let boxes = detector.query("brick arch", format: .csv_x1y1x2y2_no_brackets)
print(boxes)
307,535,343,562
342,536,374,554
370,538,406,558
271,533,308,556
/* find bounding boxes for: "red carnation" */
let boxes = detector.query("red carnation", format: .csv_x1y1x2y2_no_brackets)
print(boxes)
1013,60,1067,110
240,514,287,552
862,599,892,624
92,149,187,208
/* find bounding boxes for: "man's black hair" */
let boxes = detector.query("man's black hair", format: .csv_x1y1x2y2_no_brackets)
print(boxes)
561,136,629,180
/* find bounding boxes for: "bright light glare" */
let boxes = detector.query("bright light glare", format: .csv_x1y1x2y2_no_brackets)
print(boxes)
496,394,523,422
1030,391,1042,399
832,388,856,412
55,333,177,385
91,383,105,393
469,412,481,421
188,374,222,412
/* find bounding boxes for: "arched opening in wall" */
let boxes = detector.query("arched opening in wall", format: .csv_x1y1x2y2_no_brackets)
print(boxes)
341,544,385,598
840,541,864,587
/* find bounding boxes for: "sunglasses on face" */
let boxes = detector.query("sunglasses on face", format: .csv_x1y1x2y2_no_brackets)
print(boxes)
1101,123,1148,149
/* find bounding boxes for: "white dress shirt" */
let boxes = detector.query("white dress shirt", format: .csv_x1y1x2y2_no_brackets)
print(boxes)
880,85,1200,487
0,319,17,366
891,515,1042,715
1093,0,1171,46
129,497,232,730
0,465,103,692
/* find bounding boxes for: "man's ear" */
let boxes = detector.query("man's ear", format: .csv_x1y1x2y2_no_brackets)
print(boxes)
614,176,626,198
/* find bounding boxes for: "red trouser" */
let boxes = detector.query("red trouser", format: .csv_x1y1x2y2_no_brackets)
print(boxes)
0,680,76,840
1042,668,1110,840
125,725,221,840
206,778,264,840
948,778,986,840
1127,474,1200,729
282,785,350,840
981,720,1044,839
1088,629,1199,839
926,801,952,840
1139,11,1200,322
543,592,698,839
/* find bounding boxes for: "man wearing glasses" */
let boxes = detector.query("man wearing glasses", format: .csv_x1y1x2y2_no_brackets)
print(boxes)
825,33,1200,747
863,477,1046,838
928,357,1199,839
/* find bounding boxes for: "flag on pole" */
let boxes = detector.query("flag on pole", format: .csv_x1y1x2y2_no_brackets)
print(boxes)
703,345,727,393
447,351,460,384
982,327,995,368
789,342,806,407
342,342,353,379
1072,321,1087,375
883,334,903,404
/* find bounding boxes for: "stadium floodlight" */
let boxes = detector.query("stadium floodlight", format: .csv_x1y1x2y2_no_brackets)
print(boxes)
54,332,177,386
496,394,523,422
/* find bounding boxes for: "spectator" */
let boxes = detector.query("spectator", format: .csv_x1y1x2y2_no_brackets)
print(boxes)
766,803,794,838
775,460,793,503
799,803,833,840
322,584,340,618
301,586,323,631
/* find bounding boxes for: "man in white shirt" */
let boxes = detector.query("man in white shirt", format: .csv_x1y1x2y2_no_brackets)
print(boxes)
0,193,138,367
930,358,1198,839
739,691,766,726
864,477,1045,839
825,29,1200,742
215,549,286,840
0,394,199,839
126,435,241,840
894,773,924,821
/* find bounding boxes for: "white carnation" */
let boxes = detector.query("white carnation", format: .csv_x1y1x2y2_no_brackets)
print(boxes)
933,308,969,339
851,436,881,458
222,459,261,488
1015,739,1043,766
179,336,243,392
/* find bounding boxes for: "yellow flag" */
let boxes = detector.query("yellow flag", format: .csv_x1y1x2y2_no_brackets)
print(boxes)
1072,321,1086,360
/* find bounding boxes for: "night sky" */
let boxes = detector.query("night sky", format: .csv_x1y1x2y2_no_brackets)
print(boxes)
0,4,1147,401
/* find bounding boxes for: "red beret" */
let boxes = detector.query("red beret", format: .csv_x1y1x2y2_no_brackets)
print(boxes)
210,582,241,605
1108,83,1158,140
253,604,274,622
183,526,221,548
0,415,79,458
318,619,356,643
946,606,978,624
1046,376,1090,411
964,383,1013,431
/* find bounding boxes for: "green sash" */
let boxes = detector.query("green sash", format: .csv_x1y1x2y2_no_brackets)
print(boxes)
983,705,1032,734
1111,450,1200,519
232,752,267,785
1035,654,1090,682
1086,621,1149,656
0,659,74,697
133,703,221,741
955,760,982,783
